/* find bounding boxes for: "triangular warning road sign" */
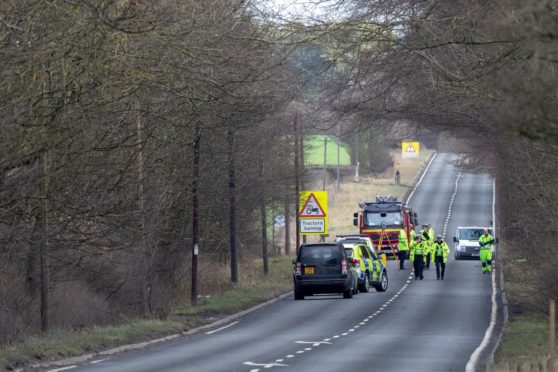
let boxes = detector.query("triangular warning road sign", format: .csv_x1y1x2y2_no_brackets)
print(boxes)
300,193,326,217
406,144,415,152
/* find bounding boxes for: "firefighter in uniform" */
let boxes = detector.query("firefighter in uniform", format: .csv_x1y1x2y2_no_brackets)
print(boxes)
433,235,450,280
398,228,409,270
410,235,426,280
479,229,495,274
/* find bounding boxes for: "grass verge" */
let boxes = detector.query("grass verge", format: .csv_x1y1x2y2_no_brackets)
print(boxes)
0,256,293,371
493,250,557,371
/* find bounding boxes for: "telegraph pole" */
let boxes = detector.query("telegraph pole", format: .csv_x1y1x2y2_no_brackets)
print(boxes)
322,136,328,191
191,127,201,305
294,111,301,253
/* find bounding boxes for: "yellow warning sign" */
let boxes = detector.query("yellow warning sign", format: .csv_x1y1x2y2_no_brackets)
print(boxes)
402,141,420,158
299,191,328,235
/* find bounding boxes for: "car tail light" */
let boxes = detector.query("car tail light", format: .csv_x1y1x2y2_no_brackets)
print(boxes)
341,259,348,275
295,262,302,276
352,258,360,265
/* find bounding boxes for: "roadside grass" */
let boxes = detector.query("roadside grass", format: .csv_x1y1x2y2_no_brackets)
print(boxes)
493,249,558,371
0,256,293,371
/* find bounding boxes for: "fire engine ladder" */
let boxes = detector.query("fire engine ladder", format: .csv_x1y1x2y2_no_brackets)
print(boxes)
377,228,398,260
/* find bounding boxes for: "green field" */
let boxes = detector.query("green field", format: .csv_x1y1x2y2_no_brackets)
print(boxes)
304,135,351,167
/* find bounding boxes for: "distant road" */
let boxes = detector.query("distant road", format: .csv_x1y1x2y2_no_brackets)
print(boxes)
69,153,494,372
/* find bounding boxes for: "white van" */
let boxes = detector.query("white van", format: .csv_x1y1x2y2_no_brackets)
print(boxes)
453,227,493,260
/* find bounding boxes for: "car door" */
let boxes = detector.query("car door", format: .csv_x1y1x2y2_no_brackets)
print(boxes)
365,246,382,284
359,245,374,281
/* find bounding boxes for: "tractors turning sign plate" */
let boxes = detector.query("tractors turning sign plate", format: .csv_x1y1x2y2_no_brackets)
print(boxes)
299,191,328,235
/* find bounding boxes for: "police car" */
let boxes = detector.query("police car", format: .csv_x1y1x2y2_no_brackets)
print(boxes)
338,238,388,292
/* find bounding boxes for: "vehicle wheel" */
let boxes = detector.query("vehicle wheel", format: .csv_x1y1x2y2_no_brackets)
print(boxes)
358,273,370,293
294,289,304,300
455,252,461,260
343,288,353,299
375,271,388,292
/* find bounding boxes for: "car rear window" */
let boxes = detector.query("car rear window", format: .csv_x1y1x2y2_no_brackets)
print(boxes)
300,245,343,265
344,248,354,257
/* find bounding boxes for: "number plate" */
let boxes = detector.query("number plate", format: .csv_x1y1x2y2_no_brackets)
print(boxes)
304,267,315,275
472,253,479,257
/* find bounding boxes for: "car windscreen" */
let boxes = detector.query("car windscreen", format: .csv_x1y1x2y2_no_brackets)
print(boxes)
459,229,492,240
365,212,401,227
300,246,343,265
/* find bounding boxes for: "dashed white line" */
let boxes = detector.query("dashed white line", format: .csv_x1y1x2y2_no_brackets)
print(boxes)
286,355,295,358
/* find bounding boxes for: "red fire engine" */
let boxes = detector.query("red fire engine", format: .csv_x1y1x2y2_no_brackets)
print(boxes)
353,196,418,257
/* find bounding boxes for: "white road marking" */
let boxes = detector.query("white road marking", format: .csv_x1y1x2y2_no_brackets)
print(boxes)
341,332,348,336
323,338,331,342
286,355,295,358
205,321,239,335
250,369,259,372
333,335,340,338
276,359,284,362
466,178,499,371
295,341,331,346
47,367,77,372
90,358,109,365
304,348,312,351
244,362,287,368
441,166,462,239
296,351,304,354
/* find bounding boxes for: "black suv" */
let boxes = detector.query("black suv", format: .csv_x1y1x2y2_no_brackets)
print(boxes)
293,243,357,300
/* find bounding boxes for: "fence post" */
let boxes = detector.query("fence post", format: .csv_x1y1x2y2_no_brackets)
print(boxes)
550,298,556,372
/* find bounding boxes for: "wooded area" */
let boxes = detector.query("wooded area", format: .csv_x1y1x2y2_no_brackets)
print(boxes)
1,0,556,346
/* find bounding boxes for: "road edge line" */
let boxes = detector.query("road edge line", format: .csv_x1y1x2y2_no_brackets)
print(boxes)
29,292,292,370
466,178,506,372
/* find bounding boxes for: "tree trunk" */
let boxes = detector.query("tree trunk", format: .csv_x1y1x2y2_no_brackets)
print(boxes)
136,99,151,316
284,198,290,256
260,158,268,275
228,128,238,284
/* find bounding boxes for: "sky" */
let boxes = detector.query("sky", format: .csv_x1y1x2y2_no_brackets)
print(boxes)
252,0,347,23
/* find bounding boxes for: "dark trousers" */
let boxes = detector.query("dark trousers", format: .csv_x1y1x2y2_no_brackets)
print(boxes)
425,253,431,268
398,250,408,269
413,254,424,279
435,256,445,279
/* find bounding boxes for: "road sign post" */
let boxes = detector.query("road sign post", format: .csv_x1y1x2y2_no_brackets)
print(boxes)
299,191,328,236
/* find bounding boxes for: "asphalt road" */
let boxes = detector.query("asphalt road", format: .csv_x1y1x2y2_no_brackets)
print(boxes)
69,153,495,372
